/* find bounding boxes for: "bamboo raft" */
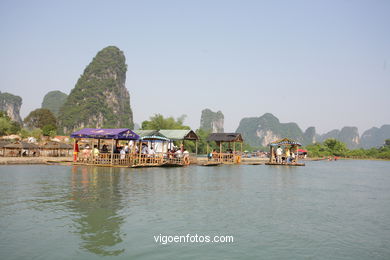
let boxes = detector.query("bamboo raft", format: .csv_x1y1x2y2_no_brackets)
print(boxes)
160,162,185,167
266,138,306,167
265,162,305,166
199,162,222,166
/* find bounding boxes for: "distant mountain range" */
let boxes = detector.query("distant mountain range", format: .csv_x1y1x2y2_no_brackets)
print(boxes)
1,50,388,149
360,125,390,149
236,113,390,149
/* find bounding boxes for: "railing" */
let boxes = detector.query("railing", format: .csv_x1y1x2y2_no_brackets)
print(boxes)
163,155,184,165
220,153,235,163
208,153,241,164
133,153,164,166
75,151,194,167
76,152,136,166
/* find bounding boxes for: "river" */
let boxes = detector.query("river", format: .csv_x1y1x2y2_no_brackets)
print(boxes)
0,160,389,259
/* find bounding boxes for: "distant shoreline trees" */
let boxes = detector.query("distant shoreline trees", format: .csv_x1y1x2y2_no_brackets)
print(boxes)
305,138,390,160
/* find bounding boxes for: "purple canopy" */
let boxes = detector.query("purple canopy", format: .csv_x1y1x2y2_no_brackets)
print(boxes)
70,128,139,140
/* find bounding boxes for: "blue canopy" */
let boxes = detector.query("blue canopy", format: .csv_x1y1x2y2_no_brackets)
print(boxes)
70,128,139,140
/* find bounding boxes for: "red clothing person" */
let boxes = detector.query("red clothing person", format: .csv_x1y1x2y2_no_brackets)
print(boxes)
73,141,79,162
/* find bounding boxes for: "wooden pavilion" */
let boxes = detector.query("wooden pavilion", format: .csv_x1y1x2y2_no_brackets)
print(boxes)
133,130,170,167
71,128,139,167
159,129,199,164
206,133,243,164
265,138,305,166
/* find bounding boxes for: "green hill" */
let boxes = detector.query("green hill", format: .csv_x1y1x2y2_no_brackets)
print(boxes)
361,125,390,148
199,109,224,133
58,46,134,133
41,91,68,116
0,91,22,123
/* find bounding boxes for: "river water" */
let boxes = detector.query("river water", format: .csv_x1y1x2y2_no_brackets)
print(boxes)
0,160,389,259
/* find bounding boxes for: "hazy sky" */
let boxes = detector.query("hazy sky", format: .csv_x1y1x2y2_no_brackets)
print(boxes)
0,0,389,134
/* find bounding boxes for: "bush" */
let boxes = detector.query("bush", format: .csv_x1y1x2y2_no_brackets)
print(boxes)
0,117,12,136
31,128,43,140
42,125,57,137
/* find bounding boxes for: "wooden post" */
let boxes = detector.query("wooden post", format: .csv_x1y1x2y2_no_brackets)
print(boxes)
138,141,142,164
270,145,273,163
73,139,76,162
233,142,236,163
110,139,114,165
195,140,198,155
90,139,94,162
219,142,222,162
75,139,80,162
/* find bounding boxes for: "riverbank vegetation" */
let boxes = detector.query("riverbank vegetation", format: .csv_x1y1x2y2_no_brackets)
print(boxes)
0,110,56,140
0,112,21,135
305,138,390,160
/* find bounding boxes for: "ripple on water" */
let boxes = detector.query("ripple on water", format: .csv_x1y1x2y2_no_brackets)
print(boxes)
0,162,390,259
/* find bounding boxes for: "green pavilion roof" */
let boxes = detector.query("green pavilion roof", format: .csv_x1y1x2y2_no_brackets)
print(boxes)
159,130,199,140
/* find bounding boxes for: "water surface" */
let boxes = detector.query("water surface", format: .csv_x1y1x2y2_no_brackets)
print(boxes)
0,160,389,259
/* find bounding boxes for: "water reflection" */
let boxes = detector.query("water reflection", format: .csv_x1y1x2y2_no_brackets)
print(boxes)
65,165,244,256
272,166,298,188
69,166,125,256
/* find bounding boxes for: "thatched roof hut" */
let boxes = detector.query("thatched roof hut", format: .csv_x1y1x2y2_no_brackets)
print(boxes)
0,140,11,148
40,141,73,157
0,140,12,156
41,141,73,149
3,141,40,157
4,141,39,149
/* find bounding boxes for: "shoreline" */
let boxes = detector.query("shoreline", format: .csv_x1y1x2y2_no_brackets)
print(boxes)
0,156,388,166
0,157,73,165
0,156,269,165
304,157,390,162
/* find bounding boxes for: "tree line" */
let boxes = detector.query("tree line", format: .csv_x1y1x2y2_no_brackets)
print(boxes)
305,138,390,160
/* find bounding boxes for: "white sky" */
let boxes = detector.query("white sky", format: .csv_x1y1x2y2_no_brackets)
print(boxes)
1,0,389,134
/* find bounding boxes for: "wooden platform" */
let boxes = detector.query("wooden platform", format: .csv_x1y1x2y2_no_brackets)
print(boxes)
265,162,305,166
160,163,185,167
131,164,162,168
199,162,222,166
